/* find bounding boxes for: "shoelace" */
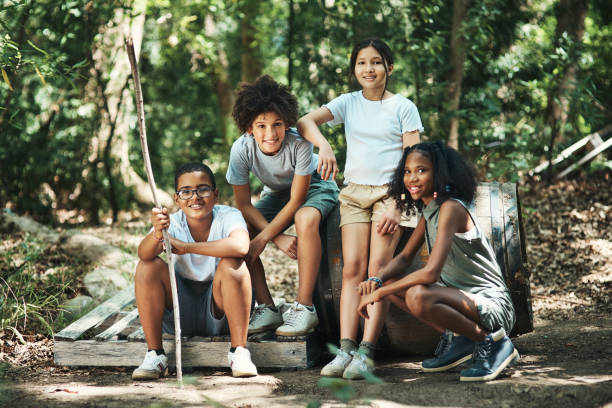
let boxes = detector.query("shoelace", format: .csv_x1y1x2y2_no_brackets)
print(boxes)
251,305,268,321
433,332,452,357
283,304,302,326
472,337,492,363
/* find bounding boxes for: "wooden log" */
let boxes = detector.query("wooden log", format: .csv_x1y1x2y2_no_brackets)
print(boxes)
54,339,310,368
95,308,139,341
54,285,135,341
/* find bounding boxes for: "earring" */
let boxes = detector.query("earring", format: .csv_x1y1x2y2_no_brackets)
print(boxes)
433,192,438,200
401,193,406,200
445,184,452,193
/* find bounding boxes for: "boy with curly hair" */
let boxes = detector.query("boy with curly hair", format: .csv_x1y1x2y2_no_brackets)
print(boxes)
226,75,339,336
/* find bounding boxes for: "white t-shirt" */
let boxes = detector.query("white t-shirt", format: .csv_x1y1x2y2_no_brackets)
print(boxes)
323,91,424,186
226,128,318,193
165,205,247,282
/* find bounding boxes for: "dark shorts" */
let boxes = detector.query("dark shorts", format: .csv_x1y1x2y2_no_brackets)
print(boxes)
162,273,228,337
255,171,339,223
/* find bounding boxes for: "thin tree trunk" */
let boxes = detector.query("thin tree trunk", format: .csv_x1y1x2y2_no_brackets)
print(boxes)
288,0,295,88
447,0,469,150
239,1,263,83
544,0,589,181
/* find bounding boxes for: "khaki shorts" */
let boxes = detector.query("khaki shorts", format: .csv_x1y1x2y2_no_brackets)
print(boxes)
338,183,417,228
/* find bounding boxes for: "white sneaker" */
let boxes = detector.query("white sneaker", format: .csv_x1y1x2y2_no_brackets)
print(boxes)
248,304,283,334
228,346,258,377
342,351,375,380
132,350,168,380
275,302,319,336
320,349,353,377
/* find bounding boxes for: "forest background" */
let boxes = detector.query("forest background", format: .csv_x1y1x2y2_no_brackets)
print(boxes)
1,0,611,225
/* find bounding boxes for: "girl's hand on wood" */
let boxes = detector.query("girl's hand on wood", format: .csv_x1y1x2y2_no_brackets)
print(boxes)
151,207,170,234
317,143,338,181
377,205,400,235
272,233,298,259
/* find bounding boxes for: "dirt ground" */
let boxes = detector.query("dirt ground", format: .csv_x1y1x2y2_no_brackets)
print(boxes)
1,178,611,407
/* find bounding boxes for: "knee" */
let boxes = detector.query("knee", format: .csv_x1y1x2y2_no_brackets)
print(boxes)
342,258,367,282
294,208,321,233
135,257,166,284
217,258,250,284
404,285,434,318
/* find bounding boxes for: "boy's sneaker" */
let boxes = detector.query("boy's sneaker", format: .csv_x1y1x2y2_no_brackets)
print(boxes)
320,349,353,377
422,330,475,372
460,328,519,382
248,304,283,334
342,351,374,380
132,350,168,380
228,346,258,377
275,302,319,336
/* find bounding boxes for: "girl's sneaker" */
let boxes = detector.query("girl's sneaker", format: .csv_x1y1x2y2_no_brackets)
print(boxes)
132,350,168,380
320,349,353,377
275,302,319,336
228,346,258,377
422,331,474,372
248,304,283,334
342,351,374,380
459,328,519,382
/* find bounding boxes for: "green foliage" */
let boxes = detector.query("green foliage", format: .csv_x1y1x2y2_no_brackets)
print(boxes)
0,232,89,335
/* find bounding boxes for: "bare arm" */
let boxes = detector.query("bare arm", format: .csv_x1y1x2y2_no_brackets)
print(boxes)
402,130,420,148
138,207,170,261
296,107,338,180
170,228,249,259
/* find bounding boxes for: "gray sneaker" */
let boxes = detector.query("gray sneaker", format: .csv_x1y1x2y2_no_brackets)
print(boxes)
275,302,319,336
342,351,374,380
248,304,283,334
320,349,353,377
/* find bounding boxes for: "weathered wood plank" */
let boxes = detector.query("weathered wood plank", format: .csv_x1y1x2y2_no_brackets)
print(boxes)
54,339,308,368
95,308,139,341
54,285,135,341
127,327,145,342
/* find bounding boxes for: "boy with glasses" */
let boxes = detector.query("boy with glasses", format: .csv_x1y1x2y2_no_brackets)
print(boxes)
132,162,257,380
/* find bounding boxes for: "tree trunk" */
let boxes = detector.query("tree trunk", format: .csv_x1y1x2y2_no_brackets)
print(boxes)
239,1,263,83
544,0,589,181
86,0,173,219
447,0,470,150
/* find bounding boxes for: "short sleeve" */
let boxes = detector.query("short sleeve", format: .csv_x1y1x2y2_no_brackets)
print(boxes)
322,93,348,127
221,207,248,239
293,138,315,176
400,100,424,134
226,136,251,186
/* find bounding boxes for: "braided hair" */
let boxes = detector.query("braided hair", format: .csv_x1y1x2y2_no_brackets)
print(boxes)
388,141,477,213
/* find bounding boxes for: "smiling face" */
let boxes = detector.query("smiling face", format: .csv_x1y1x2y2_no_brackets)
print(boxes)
353,46,392,98
174,171,218,221
403,151,435,205
248,111,287,155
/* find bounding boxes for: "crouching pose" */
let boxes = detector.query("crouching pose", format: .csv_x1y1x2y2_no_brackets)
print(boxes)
358,142,518,382
132,162,257,380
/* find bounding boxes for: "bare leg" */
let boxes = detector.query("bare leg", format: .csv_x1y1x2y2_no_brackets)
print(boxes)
361,225,402,343
294,207,323,306
339,222,371,341
246,255,274,305
405,284,487,342
212,258,252,348
134,257,173,350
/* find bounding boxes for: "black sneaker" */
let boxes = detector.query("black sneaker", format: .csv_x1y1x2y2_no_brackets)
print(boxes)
459,328,519,382
422,330,474,372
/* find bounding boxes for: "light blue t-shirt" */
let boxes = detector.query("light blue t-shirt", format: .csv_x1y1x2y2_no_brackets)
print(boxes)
226,128,318,193
166,205,247,282
323,91,424,186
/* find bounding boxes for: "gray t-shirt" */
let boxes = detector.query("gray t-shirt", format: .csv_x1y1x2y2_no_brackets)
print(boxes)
226,128,318,193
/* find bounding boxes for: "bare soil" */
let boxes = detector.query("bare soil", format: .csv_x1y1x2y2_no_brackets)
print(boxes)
1,178,611,407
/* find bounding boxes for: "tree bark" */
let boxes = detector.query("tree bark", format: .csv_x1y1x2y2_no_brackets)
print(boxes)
544,0,589,181
239,1,263,83
447,0,470,150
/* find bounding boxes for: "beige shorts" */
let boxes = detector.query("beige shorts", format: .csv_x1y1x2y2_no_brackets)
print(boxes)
338,183,417,228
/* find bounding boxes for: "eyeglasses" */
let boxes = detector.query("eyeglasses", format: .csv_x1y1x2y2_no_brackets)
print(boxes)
176,186,214,200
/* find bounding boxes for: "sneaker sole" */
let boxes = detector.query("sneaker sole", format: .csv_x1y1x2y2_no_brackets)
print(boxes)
422,353,472,372
248,323,282,335
232,369,258,377
275,327,315,337
459,349,520,382
131,367,168,381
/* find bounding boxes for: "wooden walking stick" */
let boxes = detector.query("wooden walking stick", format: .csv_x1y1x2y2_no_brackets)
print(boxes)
125,37,183,386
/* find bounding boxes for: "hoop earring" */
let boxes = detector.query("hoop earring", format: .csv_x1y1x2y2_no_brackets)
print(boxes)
400,193,406,200
433,192,438,200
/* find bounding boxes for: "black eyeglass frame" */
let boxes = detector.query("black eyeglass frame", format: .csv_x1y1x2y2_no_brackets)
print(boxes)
176,186,214,200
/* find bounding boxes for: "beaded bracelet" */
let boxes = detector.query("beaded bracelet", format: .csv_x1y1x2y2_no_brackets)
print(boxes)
367,276,383,288
152,233,164,242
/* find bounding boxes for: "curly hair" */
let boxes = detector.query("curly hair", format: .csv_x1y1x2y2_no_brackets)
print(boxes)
388,141,478,214
232,75,298,133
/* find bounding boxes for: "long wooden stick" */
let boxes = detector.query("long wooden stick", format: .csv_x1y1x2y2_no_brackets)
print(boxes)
125,37,183,386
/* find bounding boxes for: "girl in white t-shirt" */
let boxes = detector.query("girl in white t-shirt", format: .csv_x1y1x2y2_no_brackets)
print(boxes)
297,38,424,379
